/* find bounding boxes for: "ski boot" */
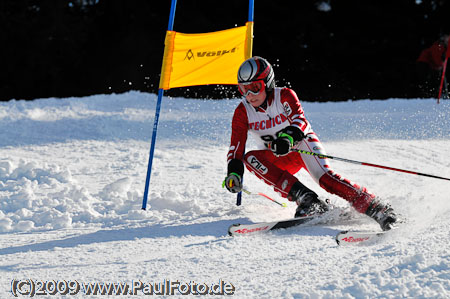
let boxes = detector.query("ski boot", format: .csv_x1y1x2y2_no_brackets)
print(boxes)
365,199,397,231
288,181,329,218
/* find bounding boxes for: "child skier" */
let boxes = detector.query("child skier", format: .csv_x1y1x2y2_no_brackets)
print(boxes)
223,56,397,231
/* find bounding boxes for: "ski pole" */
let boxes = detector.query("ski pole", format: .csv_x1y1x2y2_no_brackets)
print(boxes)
242,188,287,207
298,149,450,182
438,56,448,104
438,36,450,103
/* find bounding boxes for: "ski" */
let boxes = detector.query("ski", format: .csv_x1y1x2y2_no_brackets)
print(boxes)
335,230,389,245
228,215,316,236
336,216,404,245
228,207,355,237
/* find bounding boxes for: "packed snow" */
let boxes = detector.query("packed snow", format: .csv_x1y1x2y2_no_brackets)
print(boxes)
0,91,449,298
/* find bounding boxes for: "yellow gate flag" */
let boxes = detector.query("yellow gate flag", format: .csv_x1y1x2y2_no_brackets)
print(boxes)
159,22,253,90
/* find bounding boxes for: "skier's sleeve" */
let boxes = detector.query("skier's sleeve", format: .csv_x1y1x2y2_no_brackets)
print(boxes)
280,88,311,135
226,103,248,176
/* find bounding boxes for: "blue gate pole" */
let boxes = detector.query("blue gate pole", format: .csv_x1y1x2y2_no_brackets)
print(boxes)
236,0,254,206
142,0,178,210
248,0,254,22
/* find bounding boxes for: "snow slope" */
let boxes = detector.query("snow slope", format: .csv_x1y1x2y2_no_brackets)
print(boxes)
0,92,449,298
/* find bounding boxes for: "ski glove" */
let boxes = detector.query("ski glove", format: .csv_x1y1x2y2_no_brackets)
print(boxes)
270,126,305,156
270,137,292,156
223,172,243,193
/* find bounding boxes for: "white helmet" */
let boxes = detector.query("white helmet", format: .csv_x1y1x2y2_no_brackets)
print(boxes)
237,56,275,96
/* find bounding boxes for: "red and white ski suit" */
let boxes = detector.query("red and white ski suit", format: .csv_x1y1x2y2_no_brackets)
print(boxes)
227,87,375,213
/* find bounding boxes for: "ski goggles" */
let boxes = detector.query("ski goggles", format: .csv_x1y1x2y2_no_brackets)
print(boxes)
238,80,265,97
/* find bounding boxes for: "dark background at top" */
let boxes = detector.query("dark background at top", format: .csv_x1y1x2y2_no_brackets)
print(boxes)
1,0,449,102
